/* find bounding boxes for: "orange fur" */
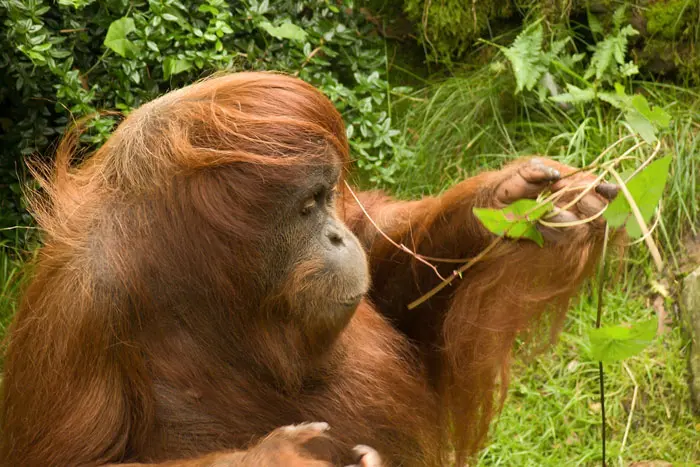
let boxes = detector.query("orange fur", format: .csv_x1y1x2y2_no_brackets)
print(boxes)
1,72,605,466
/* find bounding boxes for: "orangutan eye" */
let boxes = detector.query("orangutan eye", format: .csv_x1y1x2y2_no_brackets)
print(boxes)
300,196,317,216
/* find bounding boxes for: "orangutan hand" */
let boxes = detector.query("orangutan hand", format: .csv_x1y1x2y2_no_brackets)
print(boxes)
490,157,618,243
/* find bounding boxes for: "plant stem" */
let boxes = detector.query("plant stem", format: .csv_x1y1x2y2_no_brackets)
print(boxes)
596,225,610,466
598,361,606,467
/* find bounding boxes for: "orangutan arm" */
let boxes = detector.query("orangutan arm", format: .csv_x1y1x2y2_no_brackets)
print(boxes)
342,158,613,344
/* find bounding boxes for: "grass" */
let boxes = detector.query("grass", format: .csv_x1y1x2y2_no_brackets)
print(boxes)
386,74,699,259
380,63,700,464
480,286,699,466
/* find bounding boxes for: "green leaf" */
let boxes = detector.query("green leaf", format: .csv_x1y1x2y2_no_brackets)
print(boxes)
550,84,596,104
585,26,637,80
612,5,628,29
630,95,671,128
603,156,672,238
501,24,547,93
104,17,139,58
589,318,656,362
473,199,552,247
588,11,603,36
620,61,639,77
626,111,658,144
163,58,193,79
259,21,308,42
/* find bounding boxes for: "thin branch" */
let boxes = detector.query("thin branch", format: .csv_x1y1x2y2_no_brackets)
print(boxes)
294,44,324,77
343,181,446,281
407,237,503,310
608,169,664,272
556,135,637,181
624,140,662,182
0,226,37,231
625,203,662,246
619,362,639,463
598,361,606,467
538,204,607,228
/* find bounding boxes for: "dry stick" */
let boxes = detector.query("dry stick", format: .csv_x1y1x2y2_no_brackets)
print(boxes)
546,141,647,218
407,236,503,310
293,44,323,77
619,362,639,463
608,168,664,272
343,181,447,281
590,135,640,168
626,203,662,246
556,134,636,181
538,204,607,228
625,140,662,182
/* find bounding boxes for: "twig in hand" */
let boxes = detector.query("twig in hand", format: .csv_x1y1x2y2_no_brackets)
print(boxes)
624,140,662,182
557,135,637,181
608,168,664,272
343,181,447,281
407,237,503,310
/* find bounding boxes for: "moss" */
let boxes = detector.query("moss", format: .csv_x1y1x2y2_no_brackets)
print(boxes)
363,0,700,83
403,0,516,61
645,0,698,40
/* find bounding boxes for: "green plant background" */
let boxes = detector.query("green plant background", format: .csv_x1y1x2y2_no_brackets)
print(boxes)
1,0,699,464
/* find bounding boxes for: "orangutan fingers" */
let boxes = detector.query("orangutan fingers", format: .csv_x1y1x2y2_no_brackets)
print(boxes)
595,182,619,201
520,158,562,184
346,445,383,467
544,209,579,224
495,159,561,205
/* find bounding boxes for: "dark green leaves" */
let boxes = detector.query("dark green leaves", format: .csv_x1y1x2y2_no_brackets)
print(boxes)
104,17,140,58
589,318,657,362
604,156,672,238
473,199,553,247
259,21,307,43
163,58,193,79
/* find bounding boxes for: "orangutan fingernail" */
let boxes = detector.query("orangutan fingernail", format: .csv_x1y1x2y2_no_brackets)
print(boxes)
596,183,619,200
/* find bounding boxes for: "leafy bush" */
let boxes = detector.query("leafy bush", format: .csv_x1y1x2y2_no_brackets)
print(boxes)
0,0,405,242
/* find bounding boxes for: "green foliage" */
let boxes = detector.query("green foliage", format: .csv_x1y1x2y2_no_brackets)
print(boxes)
103,16,139,58
585,25,638,81
402,0,515,62
645,0,699,40
259,20,308,42
604,156,673,238
0,0,404,241
473,199,552,247
588,318,657,363
494,11,672,144
480,291,698,464
498,24,548,93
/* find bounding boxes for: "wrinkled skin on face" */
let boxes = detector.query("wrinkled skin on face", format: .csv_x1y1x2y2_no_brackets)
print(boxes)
265,163,369,334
